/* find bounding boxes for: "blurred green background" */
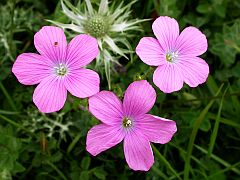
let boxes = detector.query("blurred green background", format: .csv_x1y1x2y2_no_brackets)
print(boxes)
0,0,240,179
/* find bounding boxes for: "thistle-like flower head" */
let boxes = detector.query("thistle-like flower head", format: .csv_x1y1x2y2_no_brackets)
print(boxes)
48,0,147,88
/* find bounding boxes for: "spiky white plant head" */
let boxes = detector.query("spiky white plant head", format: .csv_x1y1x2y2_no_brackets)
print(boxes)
48,0,148,89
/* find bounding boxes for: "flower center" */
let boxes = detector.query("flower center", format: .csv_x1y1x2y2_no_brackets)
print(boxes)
166,51,178,63
122,117,132,128
85,16,109,38
54,63,67,76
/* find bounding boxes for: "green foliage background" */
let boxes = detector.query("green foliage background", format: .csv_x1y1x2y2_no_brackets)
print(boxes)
0,0,240,179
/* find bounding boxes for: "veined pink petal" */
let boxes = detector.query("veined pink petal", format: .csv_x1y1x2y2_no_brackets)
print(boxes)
88,91,123,125
86,124,124,156
64,68,100,98
12,53,51,85
136,37,166,66
136,114,177,144
123,80,156,117
124,130,154,171
153,64,183,93
152,16,179,52
33,76,67,113
179,56,209,87
34,26,67,63
66,34,99,68
175,27,207,56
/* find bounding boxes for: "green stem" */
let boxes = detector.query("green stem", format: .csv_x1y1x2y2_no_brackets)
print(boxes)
152,144,182,180
0,82,17,111
46,161,68,180
183,84,224,180
0,109,19,115
208,161,240,178
9,0,16,60
67,133,82,154
0,114,35,137
208,113,240,129
161,90,240,105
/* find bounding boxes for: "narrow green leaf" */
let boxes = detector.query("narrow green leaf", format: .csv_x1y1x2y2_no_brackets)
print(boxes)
195,145,240,175
229,86,240,113
152,144,182,180
208,86,229,157
151,165,169,180
183,84,224,180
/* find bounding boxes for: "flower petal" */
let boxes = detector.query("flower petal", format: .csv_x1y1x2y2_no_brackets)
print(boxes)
123,80,156,117
33,76,67,113
137,114,177,144
153,64,184,93
136,37,166,66
175,27,207,56
124,130,154,171
12,53,52,85
152,16,179,52
34,26,67,63
179,56,209,87
88,91,123,125
66,34,99,68
86,124,124,156
64,68,100,98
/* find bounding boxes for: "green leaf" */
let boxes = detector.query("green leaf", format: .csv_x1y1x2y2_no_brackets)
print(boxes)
50,151,63,163
12,162,25,173
0,169,12,180
0,125,21,171
81,157,91,170
93,167,107,180
197,3,211,14
199,117,211,132
80,171,89,180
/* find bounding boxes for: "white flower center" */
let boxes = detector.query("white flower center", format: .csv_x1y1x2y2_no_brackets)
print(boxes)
166,51,178,63
85,16,109,38
54,63,68,76
122,117,132,128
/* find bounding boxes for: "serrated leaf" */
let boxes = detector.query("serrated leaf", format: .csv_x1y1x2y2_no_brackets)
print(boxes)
210,21,240,67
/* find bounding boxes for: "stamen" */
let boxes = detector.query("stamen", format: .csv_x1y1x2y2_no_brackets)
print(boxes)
122,117,132,128
166,51,178,63
54,63,67,76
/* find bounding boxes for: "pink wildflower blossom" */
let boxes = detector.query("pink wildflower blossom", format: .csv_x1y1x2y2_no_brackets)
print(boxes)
12,26,100,113
86,80,177,171
136,16,209,93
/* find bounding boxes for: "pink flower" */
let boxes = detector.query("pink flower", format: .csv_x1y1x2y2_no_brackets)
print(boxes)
136,16,209,93
12,26,100,113
86,80,177,171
